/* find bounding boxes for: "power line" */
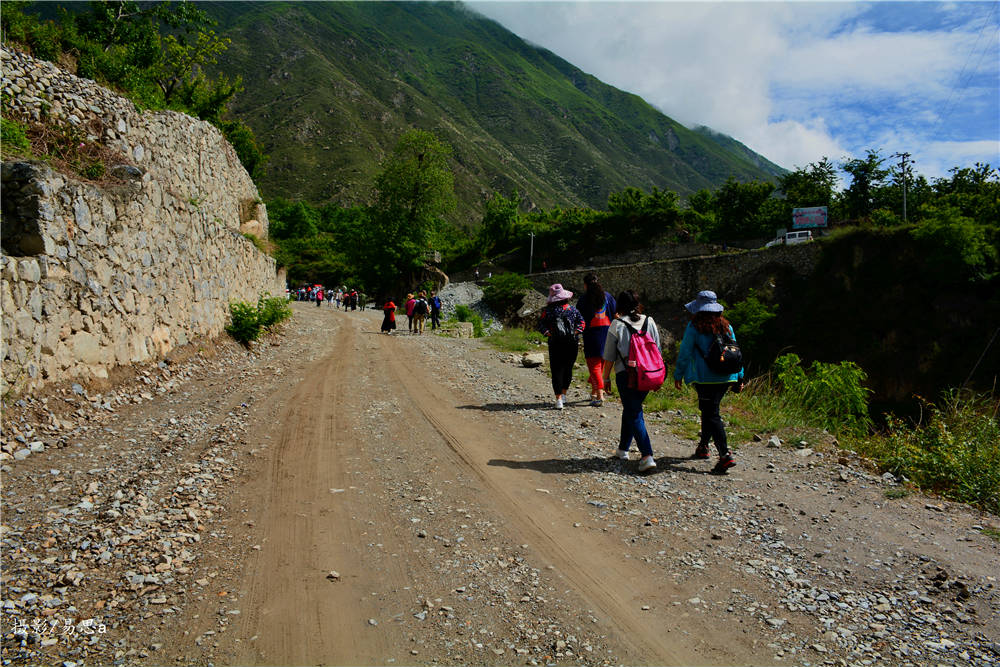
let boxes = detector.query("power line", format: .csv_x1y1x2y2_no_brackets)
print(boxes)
933,2,999,139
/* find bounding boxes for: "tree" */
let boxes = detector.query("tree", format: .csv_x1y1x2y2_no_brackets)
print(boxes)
712,178,776,241
477,190,520,254
778,158,837,209
840,150,890,221
367,129,457,291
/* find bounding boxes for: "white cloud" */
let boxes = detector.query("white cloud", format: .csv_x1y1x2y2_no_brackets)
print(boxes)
469,1,999,179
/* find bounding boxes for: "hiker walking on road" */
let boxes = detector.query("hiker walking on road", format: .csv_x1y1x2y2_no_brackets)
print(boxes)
673,290,745,475
315,287,324,307
538,284,585,410
405,293,416,332
381,299,397,334
412,291,429,335
577,273,616,407
429,291,442,330
602,290,660,472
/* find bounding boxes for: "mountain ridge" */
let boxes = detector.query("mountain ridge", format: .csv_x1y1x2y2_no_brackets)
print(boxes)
203,1,786,219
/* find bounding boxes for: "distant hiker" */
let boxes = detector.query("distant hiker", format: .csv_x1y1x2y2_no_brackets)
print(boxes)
673,290,745,475
602,290,661,472
358,291,366,311
577,273,616,407
474,268,480,280
381,299,397,334
327,290,335,306
412,291,429,334
538,284,585,410
315,287,324,307
350,289,358,311
429,291,442,330
405,293,416,332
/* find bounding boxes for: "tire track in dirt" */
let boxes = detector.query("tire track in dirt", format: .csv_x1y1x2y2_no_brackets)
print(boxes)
374,331,718,666
225,315,414,665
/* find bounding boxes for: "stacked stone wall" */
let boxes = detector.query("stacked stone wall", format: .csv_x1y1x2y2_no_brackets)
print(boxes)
531,243,821,335
1,48,284,393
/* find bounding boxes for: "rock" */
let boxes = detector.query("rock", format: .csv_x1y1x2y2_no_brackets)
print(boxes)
326,571,340,581
521,353,545,368
767,436,782,448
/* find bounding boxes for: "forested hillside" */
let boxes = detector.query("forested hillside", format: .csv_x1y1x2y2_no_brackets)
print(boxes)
202,1,785,217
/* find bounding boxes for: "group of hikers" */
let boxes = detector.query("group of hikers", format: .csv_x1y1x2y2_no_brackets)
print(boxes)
292,285,366,311
306,273,743,476
380,290,442,335
538,274,743,476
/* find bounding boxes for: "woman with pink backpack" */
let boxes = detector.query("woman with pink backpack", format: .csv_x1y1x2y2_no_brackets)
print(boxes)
601,290,664,472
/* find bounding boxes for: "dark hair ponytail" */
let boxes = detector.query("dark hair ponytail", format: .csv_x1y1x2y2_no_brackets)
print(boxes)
583,273,605,309
615,290,643,323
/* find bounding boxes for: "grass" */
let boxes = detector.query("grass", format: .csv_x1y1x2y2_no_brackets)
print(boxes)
884,488,912,500
484,327,546,353
982,527,1000,542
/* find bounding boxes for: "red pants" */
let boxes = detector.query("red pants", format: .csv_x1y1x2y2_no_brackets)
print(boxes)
586,357,605,392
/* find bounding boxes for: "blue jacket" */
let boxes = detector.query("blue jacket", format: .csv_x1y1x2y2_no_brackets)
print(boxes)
673,322,745,385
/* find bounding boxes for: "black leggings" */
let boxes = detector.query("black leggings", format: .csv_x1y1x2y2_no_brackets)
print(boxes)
695,383,730,457
548,339,579,395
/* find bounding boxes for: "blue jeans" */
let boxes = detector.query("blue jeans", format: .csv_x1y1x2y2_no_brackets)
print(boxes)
616,371,652,457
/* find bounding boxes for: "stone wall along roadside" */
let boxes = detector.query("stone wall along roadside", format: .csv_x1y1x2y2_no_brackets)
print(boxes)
1,48,284,394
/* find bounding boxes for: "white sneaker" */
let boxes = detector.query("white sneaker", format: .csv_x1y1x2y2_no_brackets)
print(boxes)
554,397,564,410
637,455,657,472
614,449,629,460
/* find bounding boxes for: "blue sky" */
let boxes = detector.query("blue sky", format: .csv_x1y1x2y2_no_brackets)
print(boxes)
469,1,1000,181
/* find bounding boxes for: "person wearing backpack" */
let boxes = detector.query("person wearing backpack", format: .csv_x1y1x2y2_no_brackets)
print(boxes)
538,284,585,410
404,293,416,332
429,291,442,330
673,290,745,475
577,273,616,407
412,291,429,334
601,290,663,472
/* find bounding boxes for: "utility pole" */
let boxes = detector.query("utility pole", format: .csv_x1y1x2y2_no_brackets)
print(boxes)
894,152,911,223
528,232,535,274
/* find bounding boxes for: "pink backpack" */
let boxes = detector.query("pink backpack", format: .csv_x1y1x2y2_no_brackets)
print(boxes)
619,317,666,391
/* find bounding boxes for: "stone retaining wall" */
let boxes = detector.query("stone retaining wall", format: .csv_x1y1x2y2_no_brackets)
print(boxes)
1,48,284,393
530,243,821,332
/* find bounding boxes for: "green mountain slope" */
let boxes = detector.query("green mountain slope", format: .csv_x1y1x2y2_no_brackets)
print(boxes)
205,1,786,219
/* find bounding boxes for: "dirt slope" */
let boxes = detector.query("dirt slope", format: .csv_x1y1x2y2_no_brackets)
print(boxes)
2,301,998,667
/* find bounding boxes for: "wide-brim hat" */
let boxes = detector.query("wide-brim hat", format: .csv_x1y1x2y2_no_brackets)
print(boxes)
685,290,724,313
547,283,574,303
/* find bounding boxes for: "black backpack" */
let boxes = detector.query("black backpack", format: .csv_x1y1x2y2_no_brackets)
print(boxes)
413,298,428,315
550,309,577,341
698,330,743,375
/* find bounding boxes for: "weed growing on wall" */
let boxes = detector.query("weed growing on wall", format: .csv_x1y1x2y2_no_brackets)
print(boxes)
1,116,31,156
1,110,135,185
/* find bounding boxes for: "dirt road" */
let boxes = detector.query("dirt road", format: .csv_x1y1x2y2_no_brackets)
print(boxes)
3,301,999,666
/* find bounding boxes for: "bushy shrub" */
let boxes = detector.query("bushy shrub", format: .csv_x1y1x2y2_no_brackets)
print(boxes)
226,301,261,345
454,304,484,337
725,289,777,361
256,294,292,328
482,272,533,319
860,391,999,513
226,293,293,344
774,353,872,434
